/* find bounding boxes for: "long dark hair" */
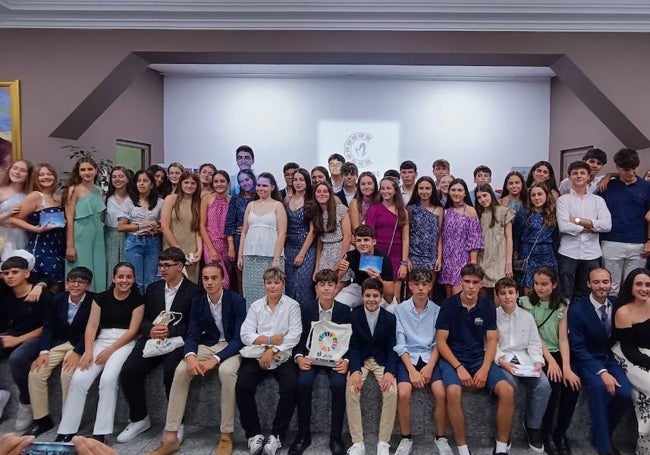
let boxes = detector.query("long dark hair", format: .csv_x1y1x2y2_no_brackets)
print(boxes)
475,183,499,228
62,157,98,207
408,176,442,207
379,177,408,227
173,171,201,232
252,172,282,202
313,181,337,235
148,164,172,198
291,168,317,223
352,171,380,216
501,171,528,202
311,166,332,185
526,161,560,195
129,169,160,209
237,169,256,198
110,261,137,292
525,182,556,228
105,166,132,201
616,268,650,312
444,178,473,209
527,266,565,311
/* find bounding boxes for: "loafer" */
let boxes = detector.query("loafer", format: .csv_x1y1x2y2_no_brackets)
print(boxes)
25,415,54,437
288,433,311,455
544,436,560,455
329,438,345,455
146,441,181,455
215,433,234,455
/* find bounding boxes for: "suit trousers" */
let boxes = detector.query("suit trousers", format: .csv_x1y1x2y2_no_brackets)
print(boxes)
0,338,41,405
28,341,76,419
296,363,347,439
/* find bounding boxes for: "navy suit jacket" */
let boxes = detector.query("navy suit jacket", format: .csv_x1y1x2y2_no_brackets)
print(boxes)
184,289,247,362
568,295,617,375
140,278,201,339
38,291,94,354
335,189,350,207
348,306,397,375
295,299,351,358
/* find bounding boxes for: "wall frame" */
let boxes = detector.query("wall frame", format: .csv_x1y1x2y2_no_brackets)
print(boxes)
560,145,593,179
0,80,22,174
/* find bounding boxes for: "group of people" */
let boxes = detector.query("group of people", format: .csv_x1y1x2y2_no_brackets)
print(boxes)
0,143,649,455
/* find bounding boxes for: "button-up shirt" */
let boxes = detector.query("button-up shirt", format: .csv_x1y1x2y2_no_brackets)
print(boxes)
557,189,611,260
240,294,302,353
318,301,334,322
590,294,612,324
495,305,544,365
67,294,85,325
164,279,183,312
207,291,225,342
394,298,440,364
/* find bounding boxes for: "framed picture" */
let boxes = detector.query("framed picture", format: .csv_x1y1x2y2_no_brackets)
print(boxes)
0,80,22,176
560,145,593,179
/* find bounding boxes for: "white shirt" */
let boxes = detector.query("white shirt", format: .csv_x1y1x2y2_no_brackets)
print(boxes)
364,307,380,336
208,291,225,342
318,301,334,322
240,294,302,353
556,189,612,260
590,293,612,322
67,293,85,325
164,278,183,312
559,175,604,195
495,306,545,365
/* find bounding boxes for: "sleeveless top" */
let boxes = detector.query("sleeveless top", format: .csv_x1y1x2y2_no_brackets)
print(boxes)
243,202,280,257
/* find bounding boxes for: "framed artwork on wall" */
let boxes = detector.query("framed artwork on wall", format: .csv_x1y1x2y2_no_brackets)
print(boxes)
0,80,22,176
560,145,593,179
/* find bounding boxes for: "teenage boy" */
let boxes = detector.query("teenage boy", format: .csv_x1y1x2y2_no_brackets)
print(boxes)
556,161,611,300
400,160,418,204
435,264,514,455
597,148,650,295
230,145,256,195
494,277,551,453
470,165,492,205
393,269,451,455
559,148,607,195
336,225,394,308
346,278,397,455
280,162,300,200
335,162,358,207
0,255,53,432
117,247,201,443
432,159,451,185
236,267,302,455
328,153,346,193
289,269,351,455
26,267,94,437
147,263,246,455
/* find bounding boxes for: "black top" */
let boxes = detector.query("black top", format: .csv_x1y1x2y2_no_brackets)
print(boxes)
95,289,144,330
0,285,53,337
346,248,393,283
617,318,650,370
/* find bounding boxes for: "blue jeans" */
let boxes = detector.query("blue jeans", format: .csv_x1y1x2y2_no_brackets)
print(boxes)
501,369,552,429
124,235,160,294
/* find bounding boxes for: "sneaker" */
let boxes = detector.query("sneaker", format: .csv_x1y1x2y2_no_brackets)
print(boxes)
15,403,33,432
146,441,181,455
248,434,265,455
395,438,413,455
523,422,544,453
377,441,391,455
347,442,366,455
177,424,185,444
263,435,281,455
117,415,152,443
0,390,10,419
434,437,454,455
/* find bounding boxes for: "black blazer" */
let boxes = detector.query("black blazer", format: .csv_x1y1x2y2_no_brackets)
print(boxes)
335,188,350,207
38,291,94,354
140,278,201,339
348,306,397,375
295,299,351,358
184,289,247,361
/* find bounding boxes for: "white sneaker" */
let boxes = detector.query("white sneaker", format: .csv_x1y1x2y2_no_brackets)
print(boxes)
395,438,413,455
0,390,10,419
248,434,265,455
377,441,391,455
263,435,281,455
116,415,152,443
347,442,366,455
15,403,32,432
435,437,454,455
177,424,185,444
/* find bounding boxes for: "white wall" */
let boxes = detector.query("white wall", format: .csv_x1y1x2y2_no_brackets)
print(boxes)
163,76,550,188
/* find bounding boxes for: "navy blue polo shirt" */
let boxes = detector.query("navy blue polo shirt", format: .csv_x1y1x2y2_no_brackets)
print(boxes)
435,294,496,368
598,177,650,244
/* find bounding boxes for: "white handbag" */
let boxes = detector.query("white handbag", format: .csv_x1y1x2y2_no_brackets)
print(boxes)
142,310,185,358
240,345,291,369
306,319,352,367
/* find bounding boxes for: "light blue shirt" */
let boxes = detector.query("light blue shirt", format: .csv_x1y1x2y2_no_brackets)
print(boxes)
394,298,440,364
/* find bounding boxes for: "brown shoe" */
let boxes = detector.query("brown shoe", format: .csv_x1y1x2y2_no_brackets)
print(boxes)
146,441,181,455
215,433,234,455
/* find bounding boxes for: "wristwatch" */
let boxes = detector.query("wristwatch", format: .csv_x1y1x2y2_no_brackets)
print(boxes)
574,217,581,224
271,346,280,354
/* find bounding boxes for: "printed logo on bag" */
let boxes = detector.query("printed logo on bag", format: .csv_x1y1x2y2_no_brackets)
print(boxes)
317,330,339,354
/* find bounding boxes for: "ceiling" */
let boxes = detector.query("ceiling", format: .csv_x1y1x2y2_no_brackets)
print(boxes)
2,0,650,31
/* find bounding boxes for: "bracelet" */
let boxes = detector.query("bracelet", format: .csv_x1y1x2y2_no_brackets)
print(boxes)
454,364,462,370
400,260,408,266
135,223,140,231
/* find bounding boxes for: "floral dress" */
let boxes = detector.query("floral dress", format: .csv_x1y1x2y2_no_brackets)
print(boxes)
407,204,440,270
284,204,316,305
439,206,484,286
513,210,557,288
203,196,231,288
27,206,65,284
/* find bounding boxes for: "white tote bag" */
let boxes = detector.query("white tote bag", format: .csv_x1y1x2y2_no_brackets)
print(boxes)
307,319,352,367
142,310,185,358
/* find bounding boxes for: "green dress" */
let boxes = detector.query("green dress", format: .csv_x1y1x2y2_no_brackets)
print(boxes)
66,186,107,292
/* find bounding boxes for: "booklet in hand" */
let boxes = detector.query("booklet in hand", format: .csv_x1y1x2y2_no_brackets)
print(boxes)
39,211,65,228
359,254,383,273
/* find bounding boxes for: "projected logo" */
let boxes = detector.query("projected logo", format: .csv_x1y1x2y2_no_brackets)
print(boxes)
343,132,373,168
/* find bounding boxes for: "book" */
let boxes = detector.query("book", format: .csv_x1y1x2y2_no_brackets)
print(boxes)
359,254,383,273
39,211,65,228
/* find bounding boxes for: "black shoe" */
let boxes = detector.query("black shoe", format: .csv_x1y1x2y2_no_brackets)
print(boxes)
554,433,571,455
25,415,54,437
544,435,560,455
329,438,345,455
91,435,106,444
55,434,74,443
492,449,507,455
523,422,544,453
287,433,311,455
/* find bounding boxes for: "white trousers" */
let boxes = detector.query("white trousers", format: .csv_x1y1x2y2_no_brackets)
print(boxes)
601,241,645,295
57,329,135,435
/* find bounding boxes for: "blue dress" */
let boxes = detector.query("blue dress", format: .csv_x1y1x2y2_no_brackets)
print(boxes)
407,204,440,269
225,194,252,255
284,204,316,306
513,210,557,288
26,207,66,284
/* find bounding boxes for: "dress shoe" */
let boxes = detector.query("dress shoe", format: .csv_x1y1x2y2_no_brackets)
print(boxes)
25,415,54,437
288,433,311,455
329,438,345,455
543,435,560,455
554,433,571,455
55,433,75,443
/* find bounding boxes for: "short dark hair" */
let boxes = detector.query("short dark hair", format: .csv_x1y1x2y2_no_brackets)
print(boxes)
613,148,639,169
433,159,450,169
460,263,485,280
495,277,518,293
202,262,224,278
400,160,417,171
1,257,29,271
67,266,93,283
314,268,339,284
583,148,607,165
409,268,432,283
354,225,376,238
341,162,359,175
568,160,591,175
236,145,255,160
328,153,345,164
159,247,186,264
383,169,400,179
283,162,300,173
362,277,383,294
473,165,492,177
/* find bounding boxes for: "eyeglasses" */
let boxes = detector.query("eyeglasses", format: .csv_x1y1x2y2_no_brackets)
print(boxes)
237,155,253,161
159,262,181,269
66,279,89,286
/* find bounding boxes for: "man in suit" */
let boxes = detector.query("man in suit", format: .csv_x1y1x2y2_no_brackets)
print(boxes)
568,267,632,455
345,278,397,455
117,247,201,443
335,162,358,207
288,269,351,455
147,262,246,455
26,266,94,436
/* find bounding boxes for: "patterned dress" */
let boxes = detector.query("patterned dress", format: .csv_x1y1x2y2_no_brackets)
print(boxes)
285,203,316,306
505,198,524,215
27,207,66,284
439,206,484,286
0,192,27,260
318,203,348,271
203,196,231,288
513,210,557,288
407,204,440,270
365,203,403,280
225,194,252,256
479,205,515,288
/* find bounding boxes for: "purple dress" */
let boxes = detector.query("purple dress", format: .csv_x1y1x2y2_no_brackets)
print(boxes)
365,203,402,280
439,207,484,286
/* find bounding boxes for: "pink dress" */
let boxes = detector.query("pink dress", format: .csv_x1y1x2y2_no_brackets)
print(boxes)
203,196,231,288
439,206,484,286
365,203,402,280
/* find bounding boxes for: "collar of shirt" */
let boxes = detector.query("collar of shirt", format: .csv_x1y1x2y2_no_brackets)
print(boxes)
165,278,183,294
68,293,85,307
589,293,611,316
318,301,334,314
207,290,224,307
409,300,431,315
